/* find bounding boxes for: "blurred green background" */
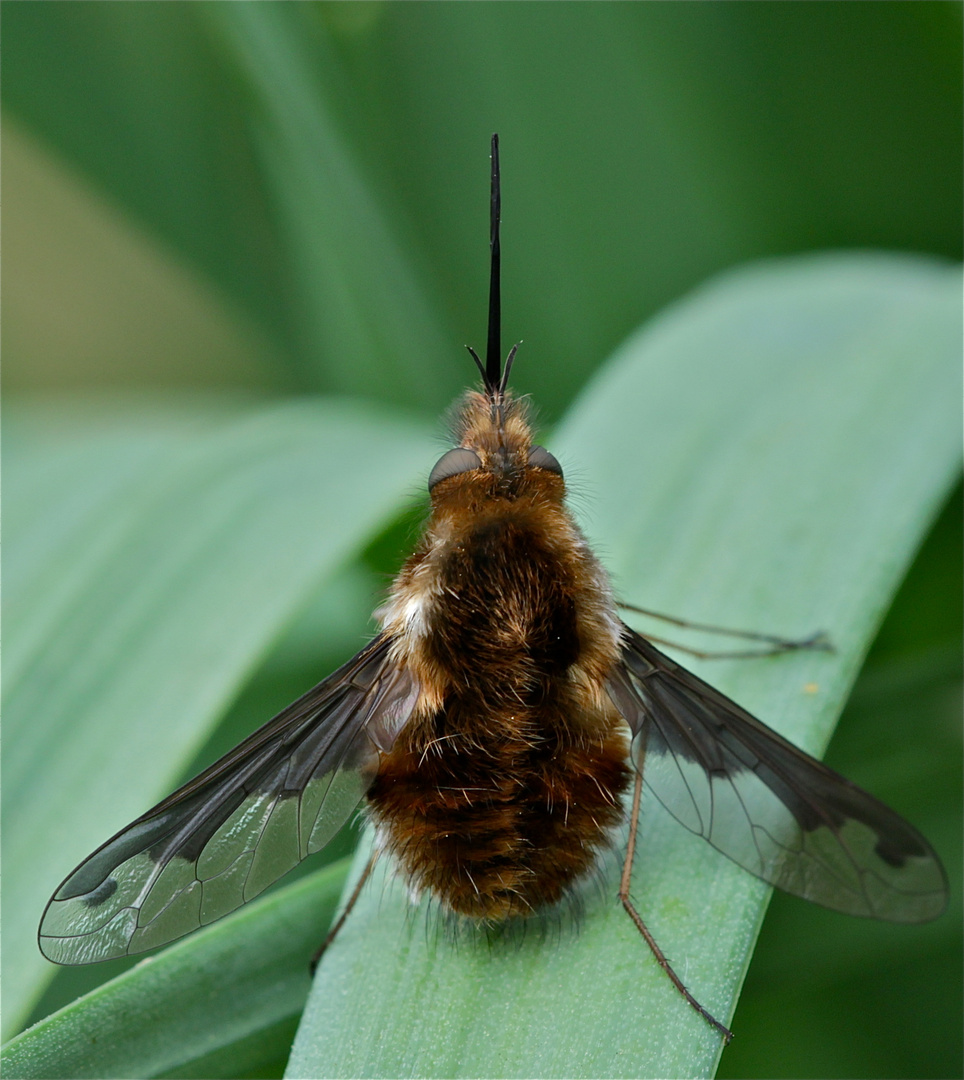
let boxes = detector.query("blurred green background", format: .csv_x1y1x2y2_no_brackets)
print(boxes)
3,3,961,1078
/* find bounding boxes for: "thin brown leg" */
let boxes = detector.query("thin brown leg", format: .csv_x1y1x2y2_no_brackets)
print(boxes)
620,768,734,1044
631,632,824,661
310,850,378,974
619,602,833,659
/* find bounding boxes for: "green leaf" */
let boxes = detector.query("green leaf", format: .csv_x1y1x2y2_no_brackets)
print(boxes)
0,859,349,1080
287,253,961,1079
3,253,958,1078
3,396,433,1037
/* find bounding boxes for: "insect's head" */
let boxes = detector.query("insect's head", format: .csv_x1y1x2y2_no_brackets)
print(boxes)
427,134,564,506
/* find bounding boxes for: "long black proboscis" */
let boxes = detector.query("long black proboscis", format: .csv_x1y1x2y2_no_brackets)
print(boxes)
485,133,502,391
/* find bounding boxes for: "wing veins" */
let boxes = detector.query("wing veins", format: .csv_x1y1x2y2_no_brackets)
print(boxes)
608,624,947,921
39,635,422,963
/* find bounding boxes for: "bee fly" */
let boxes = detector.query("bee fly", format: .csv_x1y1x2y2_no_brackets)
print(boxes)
40,134,947,1043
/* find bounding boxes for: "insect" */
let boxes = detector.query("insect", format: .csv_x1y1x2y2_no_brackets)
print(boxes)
39,135,947,1042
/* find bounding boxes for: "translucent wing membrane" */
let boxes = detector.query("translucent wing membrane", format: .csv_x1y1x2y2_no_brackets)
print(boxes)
40,635,418,964
606,627,947,923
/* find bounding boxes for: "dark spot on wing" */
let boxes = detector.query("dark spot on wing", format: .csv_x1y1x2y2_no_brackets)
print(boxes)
82,876,118,908
875,833,923,868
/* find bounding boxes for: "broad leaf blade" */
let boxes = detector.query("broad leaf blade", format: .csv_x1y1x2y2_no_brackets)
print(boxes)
3,397,432,1036
288,253,961,1079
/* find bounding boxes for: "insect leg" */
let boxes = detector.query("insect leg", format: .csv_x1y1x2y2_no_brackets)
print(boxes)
310,850,379,974
620,766,734,1044
619,602,833,660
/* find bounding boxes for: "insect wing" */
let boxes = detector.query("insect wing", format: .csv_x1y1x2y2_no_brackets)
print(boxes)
606,627,947,923
39,635,418,964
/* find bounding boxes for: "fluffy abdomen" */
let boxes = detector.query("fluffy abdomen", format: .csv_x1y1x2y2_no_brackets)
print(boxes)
368,710,629,919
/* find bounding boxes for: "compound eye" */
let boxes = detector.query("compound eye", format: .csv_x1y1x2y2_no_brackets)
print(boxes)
528,445,563,477
428,447,482,491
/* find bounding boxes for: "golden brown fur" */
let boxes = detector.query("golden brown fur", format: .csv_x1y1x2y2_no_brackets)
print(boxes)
370,391,630,919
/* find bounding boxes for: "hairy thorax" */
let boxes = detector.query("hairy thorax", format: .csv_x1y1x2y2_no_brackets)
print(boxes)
369,486,631,920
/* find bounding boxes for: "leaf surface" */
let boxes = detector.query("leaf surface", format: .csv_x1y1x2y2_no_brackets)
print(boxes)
1,861,349,1080
288,254,962,1079
3,397,432,1036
